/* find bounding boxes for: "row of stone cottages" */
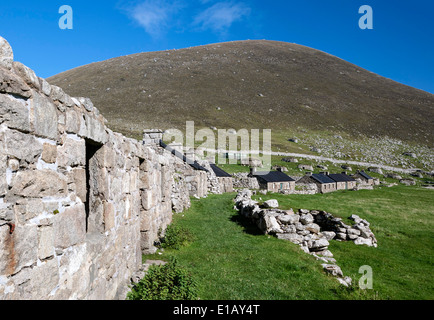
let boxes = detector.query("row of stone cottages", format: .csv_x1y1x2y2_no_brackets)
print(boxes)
248,167,375,194
189,154,375,194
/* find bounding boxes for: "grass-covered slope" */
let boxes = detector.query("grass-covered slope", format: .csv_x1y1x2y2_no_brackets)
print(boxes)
48,40,434,146
146,185,433,300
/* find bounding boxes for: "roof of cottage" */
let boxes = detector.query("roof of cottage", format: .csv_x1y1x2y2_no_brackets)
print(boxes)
311,173,336,184
160,141,208,171
357,171,373,180
210,164,232,178
328,173,356,182
253,170,295,183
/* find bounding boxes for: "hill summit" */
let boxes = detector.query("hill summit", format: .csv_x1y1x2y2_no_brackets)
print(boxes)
48,40,434,146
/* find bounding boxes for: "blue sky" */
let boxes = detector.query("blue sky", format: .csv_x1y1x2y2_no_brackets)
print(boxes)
1,0,433,93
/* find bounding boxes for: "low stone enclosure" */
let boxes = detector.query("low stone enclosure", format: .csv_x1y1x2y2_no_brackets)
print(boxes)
0,37,227,300
234,189,377,287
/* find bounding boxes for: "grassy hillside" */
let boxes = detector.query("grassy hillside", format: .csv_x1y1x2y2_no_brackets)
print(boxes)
143,185,433,300
48,40,434,147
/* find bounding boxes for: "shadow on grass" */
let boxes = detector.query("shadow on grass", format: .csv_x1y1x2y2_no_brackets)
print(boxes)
230,213,263,236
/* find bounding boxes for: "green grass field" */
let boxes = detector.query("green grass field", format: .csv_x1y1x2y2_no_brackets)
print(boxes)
143,185,433,300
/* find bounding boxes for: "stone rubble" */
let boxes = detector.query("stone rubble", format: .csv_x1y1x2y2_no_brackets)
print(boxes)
234,189,377,286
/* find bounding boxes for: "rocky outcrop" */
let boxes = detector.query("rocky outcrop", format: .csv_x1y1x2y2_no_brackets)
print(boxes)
234,189,377,286
399,178,416,186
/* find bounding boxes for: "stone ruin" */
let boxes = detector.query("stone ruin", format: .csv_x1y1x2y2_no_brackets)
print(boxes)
234,189,377,287
0,36,227,300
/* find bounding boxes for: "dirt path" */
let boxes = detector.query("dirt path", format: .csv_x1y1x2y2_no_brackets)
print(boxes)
204,148,422,174
267,151,420,174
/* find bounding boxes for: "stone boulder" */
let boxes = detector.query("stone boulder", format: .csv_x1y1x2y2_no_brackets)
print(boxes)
337,276,352,287
354,237,373,247
258,214,283,234
321,264,343,277
385,173,403,180
321,231,336,241
400,179,416,186
263,199,279,208
368,167,383,174
277,213,299,225
298,164,314,171
0,66,32,99
300,213,314,225
403,152,417,158
309,238,330,252
13,62,40,90
276,232,303,244
349,214,362,224
0,36,13,70
282,157,298,163
305,223,320,234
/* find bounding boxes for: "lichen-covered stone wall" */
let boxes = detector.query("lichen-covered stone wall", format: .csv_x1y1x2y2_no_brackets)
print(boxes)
0,36,201,300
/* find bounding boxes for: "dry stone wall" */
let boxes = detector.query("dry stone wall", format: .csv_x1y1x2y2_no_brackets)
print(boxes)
232,172,260,190
234,189,377,287
0,36,203,300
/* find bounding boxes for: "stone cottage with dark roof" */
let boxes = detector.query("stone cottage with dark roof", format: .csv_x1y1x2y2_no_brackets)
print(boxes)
296,172,336,193
328,172,357,190
251,168,295,193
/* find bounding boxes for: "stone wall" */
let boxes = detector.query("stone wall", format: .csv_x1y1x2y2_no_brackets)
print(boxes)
174,161,208,198
199,161,222,195
217,177,234,193
232,172,260,190
234,189,377,287
0,37,196,300
293,183,318,195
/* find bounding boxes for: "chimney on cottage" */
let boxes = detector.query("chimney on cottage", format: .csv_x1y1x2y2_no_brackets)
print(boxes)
306,171,312,176
342,171,347,175
143,129,163,145
250,167,257,175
